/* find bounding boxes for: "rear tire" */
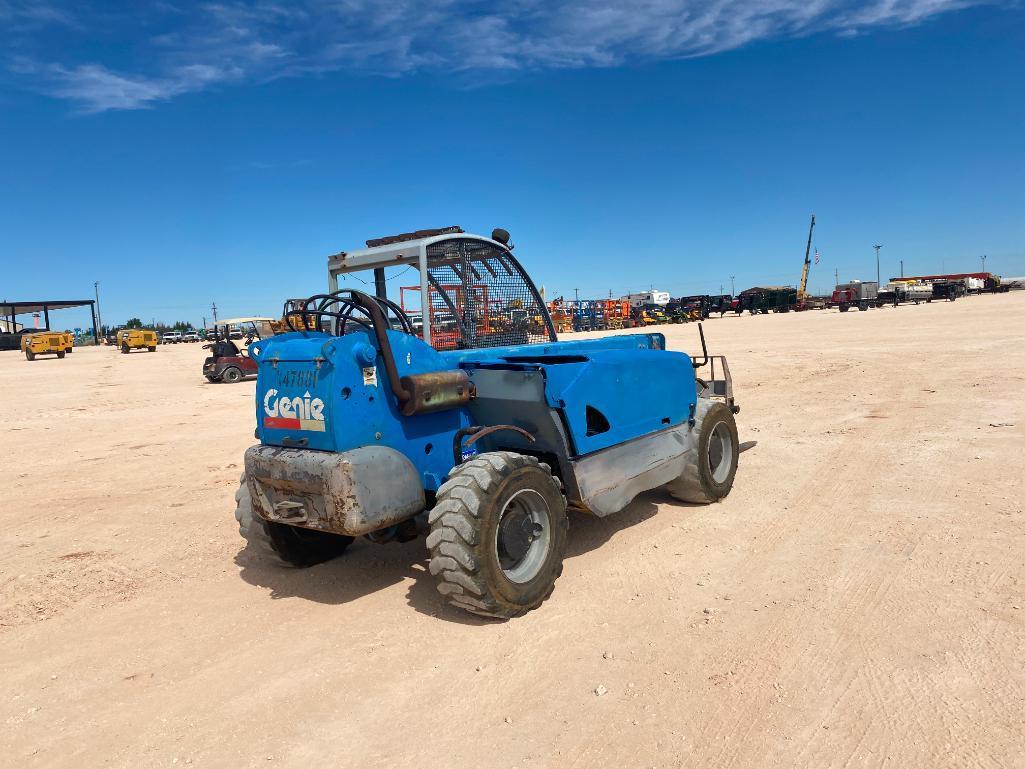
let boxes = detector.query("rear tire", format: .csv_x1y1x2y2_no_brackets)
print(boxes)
428,452,568,619
222,367,243,383
148,346,156,352
666,400,739,504
57,350,66,359
25,350,35,361
121,344,129,354
234,476,354,567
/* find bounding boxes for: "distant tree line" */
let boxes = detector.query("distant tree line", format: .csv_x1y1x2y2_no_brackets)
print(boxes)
99,319,198,335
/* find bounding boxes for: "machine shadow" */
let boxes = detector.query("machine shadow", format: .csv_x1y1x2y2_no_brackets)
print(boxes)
235,492,669,625
564,495,660,558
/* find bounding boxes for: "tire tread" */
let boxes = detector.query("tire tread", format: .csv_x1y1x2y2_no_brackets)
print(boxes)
427,452,567,619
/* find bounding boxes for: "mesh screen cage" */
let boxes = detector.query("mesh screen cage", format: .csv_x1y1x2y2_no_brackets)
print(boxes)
416,238,556,350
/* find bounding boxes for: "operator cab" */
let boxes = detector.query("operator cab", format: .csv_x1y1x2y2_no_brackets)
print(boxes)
326,227,557,352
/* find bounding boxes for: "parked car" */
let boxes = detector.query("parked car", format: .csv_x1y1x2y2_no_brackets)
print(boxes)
163,331,182,344
181,331,201,342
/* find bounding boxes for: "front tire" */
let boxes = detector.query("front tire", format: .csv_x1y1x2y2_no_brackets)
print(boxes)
667,400,739,504
234,476,354,567
428,452,568,619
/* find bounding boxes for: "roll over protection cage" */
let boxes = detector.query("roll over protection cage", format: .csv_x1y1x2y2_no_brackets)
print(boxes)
326,232,557,350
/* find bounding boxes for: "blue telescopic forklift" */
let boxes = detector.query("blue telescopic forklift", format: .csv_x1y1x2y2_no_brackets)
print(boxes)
235,227,742,618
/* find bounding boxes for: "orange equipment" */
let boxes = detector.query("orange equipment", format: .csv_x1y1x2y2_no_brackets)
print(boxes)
547,298,573,334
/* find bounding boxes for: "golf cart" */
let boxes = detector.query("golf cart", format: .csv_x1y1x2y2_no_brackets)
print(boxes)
203,317,275,383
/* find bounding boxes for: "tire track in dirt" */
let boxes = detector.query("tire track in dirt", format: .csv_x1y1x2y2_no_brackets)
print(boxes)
675,387,969,768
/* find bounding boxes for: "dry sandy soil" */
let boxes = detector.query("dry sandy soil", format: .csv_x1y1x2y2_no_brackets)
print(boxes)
2,293,1024,769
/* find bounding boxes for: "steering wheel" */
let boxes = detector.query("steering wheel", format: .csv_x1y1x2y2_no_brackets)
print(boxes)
284,293,369,334
285,290,414,337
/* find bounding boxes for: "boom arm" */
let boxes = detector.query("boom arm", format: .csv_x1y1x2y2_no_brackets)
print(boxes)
798,214,816,300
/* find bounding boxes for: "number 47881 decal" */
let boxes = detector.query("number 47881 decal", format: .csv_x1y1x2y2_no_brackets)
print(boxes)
263,389,326,432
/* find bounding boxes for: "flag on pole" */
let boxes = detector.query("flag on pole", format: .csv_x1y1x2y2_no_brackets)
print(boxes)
814,248,820,265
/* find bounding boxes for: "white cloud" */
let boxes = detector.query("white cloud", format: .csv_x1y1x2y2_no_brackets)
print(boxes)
6,0,1004,112
11,60,244,112
50,65,171,112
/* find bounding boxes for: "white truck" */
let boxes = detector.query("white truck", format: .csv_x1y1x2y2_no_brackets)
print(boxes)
623,290,670,308
162,331,182,344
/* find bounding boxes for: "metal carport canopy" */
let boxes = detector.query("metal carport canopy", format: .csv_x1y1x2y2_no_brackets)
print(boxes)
2,300,95,315
1,299,98,343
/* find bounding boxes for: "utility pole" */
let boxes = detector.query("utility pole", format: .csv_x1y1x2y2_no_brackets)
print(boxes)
94,281,103,334
211,302,218,324
900,260,904,278
980,254,987,273
730,275,735,296
835,267,839,286
202,316,207,332
873,244,883,287
574,288,579,306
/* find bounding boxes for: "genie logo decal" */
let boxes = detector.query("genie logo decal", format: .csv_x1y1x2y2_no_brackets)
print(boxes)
263,389,326,432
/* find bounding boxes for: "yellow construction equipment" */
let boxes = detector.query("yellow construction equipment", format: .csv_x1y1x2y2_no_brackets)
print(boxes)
21,331,70,361
116,329,158,353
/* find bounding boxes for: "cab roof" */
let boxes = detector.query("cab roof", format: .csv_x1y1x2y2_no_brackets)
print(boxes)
327,229,509,275
215,317,275,326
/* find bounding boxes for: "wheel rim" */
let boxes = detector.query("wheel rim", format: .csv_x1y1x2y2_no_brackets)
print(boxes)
495,489,552,584
707,420,734,484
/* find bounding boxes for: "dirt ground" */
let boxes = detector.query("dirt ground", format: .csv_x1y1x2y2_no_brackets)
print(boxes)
2,293,1024,769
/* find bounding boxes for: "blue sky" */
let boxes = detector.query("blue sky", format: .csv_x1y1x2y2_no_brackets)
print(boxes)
2,1,1024,330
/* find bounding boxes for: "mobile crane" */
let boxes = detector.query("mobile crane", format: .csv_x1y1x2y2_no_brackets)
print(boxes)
797,214,816,305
